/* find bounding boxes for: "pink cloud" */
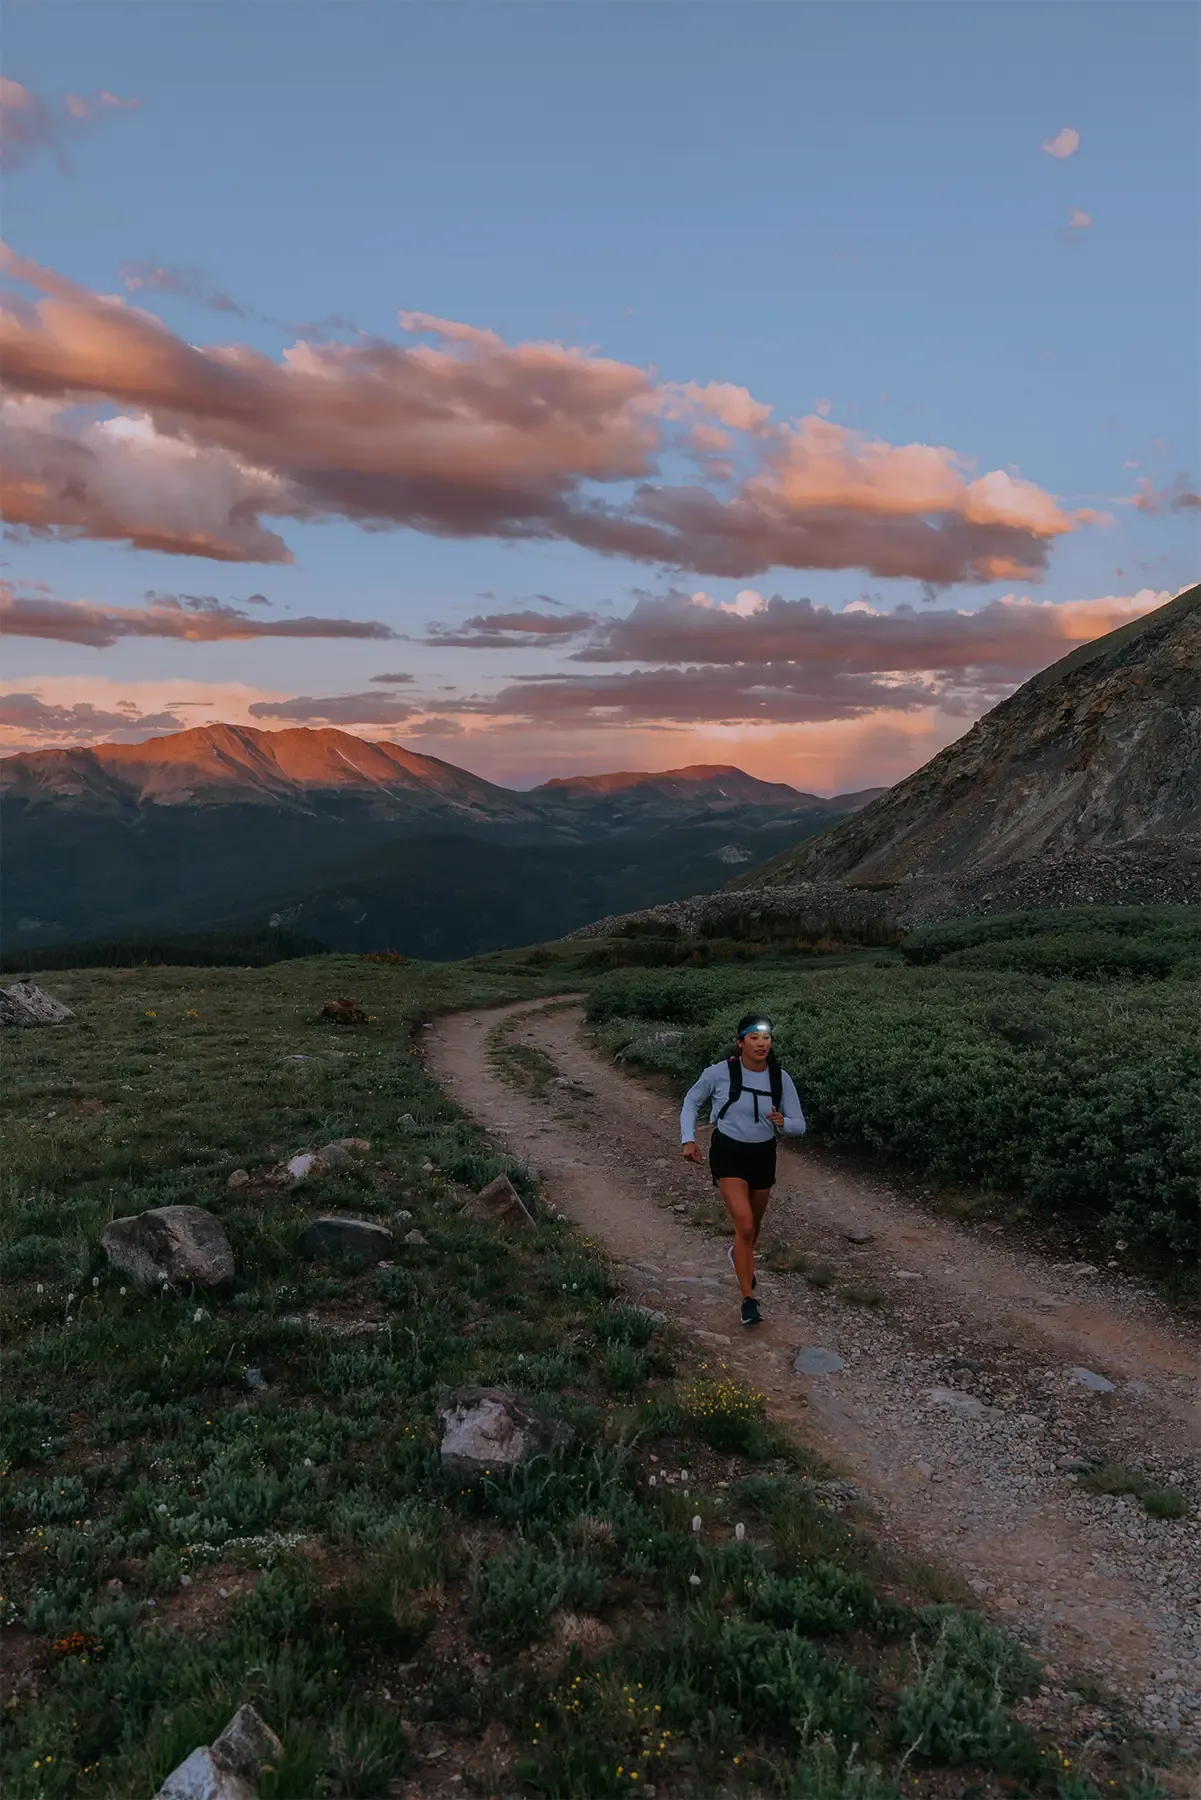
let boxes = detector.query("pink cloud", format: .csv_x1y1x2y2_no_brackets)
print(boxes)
1067,209,1093,231
0,579,396,648
0,248,1081,584
1129,476,1201,514
0,78,138,172
1041,126,1080,160
0,691,184,740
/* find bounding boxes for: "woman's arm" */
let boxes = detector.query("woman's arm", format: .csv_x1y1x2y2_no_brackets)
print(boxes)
778,1071,807,1136
680,1066,717,1144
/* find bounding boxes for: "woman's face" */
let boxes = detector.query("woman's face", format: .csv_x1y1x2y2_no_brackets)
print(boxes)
741,1029,772,1062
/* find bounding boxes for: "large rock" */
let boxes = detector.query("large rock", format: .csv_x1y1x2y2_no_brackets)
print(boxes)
154,1705,281,1800
439,1386,570,1483
155,1748,255,1800
101,1206,234,1290
0,982,75,1028
300,1216,393,1258
211,1706,283,1785
476,1174,535,1230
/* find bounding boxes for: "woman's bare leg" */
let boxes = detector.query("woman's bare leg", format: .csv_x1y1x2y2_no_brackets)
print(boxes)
717,1177,756,1297
749,1186,774,1245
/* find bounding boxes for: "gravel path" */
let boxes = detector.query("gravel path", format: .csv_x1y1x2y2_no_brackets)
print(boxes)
426,997,1201,1761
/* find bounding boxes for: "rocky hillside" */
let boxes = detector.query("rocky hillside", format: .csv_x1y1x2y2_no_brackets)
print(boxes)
744,583,1201,888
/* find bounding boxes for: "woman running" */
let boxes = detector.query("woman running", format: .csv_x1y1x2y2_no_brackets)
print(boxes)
680,1014,806,1326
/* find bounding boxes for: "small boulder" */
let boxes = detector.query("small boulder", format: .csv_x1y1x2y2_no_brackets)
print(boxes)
300,1216,393,1259
926,1385,987,1419
332,1137,371,1153
0,982,75,1028
439,1386,571,1483
226,1170,250,1191
1069,1366,1116,1394
284,1153,318,1182
322,998,368,1024
155,1747,255,1800
102,1206,234,1290
476,1173,535,1230
398,1114,418,1128
155,1705,281,1800
844,1226,874,1245
794,1346,846,1376
211,1705,283,1786
403,1228,428,1246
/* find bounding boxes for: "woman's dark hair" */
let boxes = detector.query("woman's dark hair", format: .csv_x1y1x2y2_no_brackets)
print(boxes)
736,1013,774,1038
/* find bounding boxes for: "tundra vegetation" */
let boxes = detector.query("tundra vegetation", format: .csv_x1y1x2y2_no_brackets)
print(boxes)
0,946,1181,1797
586,904,1201,1278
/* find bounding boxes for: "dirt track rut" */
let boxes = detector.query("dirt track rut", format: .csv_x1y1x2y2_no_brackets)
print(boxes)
425,997,1201,1754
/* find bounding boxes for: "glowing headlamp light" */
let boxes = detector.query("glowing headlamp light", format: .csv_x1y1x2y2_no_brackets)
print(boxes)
739,1019,773,1037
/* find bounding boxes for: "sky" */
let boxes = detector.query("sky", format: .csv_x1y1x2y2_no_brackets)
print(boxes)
1,0,1197,793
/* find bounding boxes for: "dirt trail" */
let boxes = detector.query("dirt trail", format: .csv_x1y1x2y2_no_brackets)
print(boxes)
426,997,1200,1752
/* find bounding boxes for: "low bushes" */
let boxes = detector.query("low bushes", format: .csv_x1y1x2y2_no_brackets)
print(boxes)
587,930,1201,1261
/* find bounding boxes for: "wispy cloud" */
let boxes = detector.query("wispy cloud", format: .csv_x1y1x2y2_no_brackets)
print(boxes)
1040,126,1080,160
0,580,397,648
1067,209,1093,231
0,78,139,172
1129,476,1201,514
247,692,422,725
119,262,244,317
0,248,1085,585
422,608,599,648
0,691,183,740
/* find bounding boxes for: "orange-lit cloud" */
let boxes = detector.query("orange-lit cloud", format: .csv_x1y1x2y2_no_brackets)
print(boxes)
1,587,1173,786
0,78,138,172
0,248,1081,582
565,587,1161,681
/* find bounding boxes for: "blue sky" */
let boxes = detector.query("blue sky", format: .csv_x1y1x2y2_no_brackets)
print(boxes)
2,1,1197,789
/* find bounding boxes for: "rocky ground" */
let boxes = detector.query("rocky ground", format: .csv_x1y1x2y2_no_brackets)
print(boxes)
427,996,1201,1768
570,843,1201,941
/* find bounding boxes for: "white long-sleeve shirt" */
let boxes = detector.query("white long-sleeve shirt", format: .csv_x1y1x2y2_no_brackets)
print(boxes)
680,1059,807,1145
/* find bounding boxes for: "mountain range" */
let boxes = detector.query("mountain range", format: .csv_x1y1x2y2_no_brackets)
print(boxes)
0,728,882,958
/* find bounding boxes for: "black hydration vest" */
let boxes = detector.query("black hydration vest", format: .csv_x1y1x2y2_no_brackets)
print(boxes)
715,1053,784,1126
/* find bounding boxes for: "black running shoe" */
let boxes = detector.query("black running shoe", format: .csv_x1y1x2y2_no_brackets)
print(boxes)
740,1295,761,1328
728,1243,757,1289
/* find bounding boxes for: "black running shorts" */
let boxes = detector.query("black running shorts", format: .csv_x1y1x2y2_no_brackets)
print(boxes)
709,1128,776,1191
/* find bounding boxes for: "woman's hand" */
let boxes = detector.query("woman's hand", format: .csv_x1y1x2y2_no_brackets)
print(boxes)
681,1140,704,1164
768,1109,785,1128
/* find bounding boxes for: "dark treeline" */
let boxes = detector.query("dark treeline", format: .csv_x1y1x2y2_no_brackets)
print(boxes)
1,927,330,974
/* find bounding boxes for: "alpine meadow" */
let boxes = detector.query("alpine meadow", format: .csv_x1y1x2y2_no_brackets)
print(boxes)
2,5,1199,1799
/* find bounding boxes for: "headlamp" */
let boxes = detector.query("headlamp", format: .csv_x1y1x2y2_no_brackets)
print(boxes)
739,1019,773,1037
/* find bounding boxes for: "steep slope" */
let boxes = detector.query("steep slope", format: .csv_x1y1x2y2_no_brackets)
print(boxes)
748,584,1201,886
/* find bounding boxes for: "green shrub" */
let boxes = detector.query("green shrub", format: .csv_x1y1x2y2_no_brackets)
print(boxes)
469,1539,604,1649
587,947,1200,1259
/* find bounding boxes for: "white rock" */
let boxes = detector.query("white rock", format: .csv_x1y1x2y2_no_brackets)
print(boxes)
0,982,75,1028
154,1746,255,1800
926,1386,987,1420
